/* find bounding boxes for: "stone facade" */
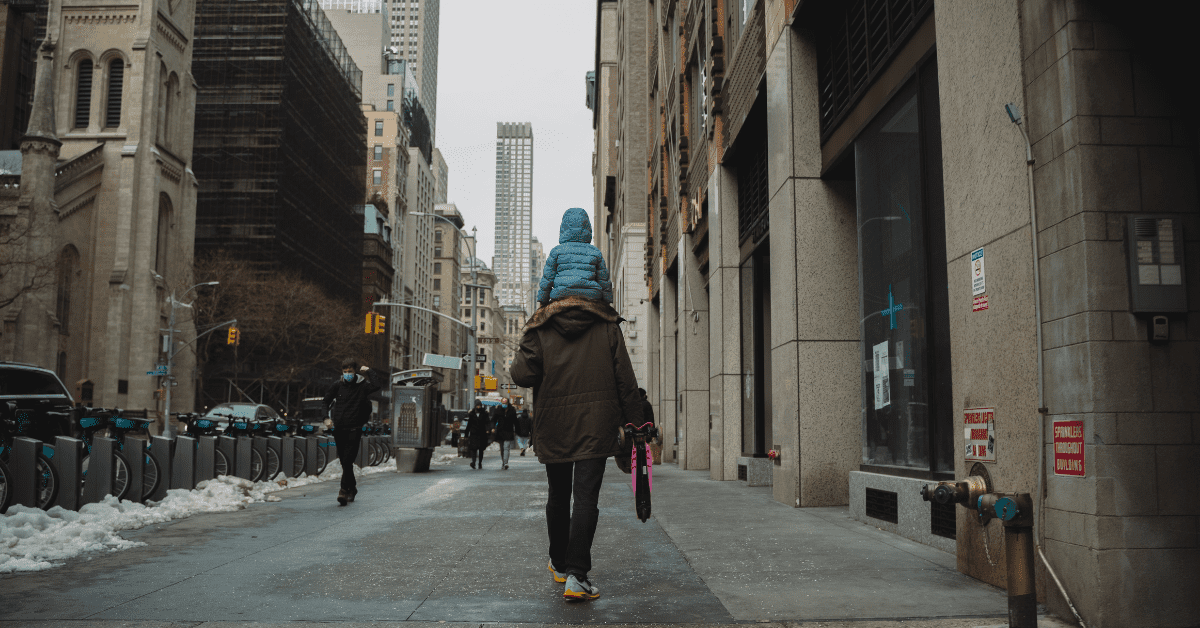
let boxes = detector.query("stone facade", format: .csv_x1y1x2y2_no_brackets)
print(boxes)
0,0,199,421
598,0,1198,626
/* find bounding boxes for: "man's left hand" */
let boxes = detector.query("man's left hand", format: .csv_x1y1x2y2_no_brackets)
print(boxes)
360,365,369,372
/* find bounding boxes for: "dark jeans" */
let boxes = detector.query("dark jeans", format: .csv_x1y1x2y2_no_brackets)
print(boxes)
545,457,607,577
471,448,485,466
332,427,362,494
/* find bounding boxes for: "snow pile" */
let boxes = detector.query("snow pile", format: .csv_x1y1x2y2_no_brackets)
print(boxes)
0,463,393,574
432,453,457,465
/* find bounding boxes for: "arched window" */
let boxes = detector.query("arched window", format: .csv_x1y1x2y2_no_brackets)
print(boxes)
155,194,172,275
56,246,80,335
75,59,93,129
105,58,124,128
157,64,168,145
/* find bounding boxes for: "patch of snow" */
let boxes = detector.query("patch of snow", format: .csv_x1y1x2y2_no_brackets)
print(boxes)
431,453,457,465
0,463,393,574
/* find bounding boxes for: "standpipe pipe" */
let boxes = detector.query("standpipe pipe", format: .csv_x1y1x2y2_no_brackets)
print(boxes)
1006,104,1088,628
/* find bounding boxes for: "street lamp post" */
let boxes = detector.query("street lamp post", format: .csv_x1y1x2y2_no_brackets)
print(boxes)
162,281,219,438
409,213,479,410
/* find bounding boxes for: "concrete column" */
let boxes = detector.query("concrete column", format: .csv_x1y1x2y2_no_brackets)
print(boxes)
659,269,678,463
708,164,742,480
765,26,861,507
678,231,710,470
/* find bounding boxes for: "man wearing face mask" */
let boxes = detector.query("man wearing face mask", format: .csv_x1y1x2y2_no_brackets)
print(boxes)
322,358,383,505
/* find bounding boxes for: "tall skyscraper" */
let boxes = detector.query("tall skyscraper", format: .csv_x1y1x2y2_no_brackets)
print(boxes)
385,0,439,138
494,122,533,310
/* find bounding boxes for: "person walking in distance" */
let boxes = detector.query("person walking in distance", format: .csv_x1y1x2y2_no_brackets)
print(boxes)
511,296,643,601
322,358,383,506
465,400,490,469
492,397,518,470
515,408,532,456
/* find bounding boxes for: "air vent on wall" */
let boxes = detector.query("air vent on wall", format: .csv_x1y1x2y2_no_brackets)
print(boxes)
931,499,956,539
865,487,898,523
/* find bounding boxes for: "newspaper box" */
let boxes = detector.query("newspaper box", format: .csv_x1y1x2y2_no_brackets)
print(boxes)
390,369,443,472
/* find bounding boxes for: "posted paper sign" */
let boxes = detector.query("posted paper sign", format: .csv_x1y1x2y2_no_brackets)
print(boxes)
1053,420,1085,476
971,247,986,296
963,407,995,461
872,341,890,410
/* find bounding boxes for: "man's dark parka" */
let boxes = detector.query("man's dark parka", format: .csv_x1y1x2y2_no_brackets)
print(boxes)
322,368,382,428
492,402,518,442
509,296,643,464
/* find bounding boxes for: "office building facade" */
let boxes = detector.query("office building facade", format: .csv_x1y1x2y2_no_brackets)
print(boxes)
385,0,438,138
494,122,534,311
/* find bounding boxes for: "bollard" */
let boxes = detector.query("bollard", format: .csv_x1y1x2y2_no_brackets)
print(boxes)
279,435,295,478
253,436,269,480
149,436,174,501
10,436,42,508
52,436,84,510
123,436,145,503
172,435,196,490
196,436,216,482
356,434,368,468
217,436,237,478
235,436,252,480
304,437,319,476
82,436,116,505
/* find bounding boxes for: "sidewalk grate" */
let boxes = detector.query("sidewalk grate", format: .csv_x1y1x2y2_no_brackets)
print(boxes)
865,487,898,523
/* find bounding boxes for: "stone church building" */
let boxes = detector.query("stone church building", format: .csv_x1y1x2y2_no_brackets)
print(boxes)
0,0,198,420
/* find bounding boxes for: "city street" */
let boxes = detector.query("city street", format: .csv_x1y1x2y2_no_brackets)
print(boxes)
0,447,1068,627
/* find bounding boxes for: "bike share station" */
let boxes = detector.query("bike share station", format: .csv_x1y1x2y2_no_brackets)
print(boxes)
389,368,447,473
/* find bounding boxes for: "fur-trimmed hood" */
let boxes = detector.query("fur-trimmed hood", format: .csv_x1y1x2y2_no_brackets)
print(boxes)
524,296,622,336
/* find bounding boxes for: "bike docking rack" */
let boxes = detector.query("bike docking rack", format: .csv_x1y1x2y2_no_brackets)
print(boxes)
0,407,392,515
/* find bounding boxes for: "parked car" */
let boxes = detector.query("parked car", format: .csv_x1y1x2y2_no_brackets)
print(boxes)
0,362,75,442
202,402,283,432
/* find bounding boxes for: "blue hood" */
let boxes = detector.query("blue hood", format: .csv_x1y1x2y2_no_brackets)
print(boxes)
558,208,592,244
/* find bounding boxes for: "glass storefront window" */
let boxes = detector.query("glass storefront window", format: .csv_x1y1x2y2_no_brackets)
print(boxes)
855,80,930,470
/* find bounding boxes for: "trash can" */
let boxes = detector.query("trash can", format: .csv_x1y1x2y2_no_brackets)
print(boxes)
390,369,443,472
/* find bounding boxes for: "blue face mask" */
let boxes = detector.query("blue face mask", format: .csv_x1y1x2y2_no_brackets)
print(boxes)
342,373,355,383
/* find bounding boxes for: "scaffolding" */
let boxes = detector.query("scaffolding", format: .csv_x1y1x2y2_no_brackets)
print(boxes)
192,0,367,303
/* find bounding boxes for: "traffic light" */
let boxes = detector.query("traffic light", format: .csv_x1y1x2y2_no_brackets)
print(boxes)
374,314,386,334
365,312,375,333
226,327,240,345
365,312,386,334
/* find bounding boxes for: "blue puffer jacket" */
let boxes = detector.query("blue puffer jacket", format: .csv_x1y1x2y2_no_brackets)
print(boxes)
537,208,613,304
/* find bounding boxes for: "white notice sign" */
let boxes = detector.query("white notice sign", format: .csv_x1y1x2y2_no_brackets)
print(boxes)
971,247,986,296
872,341,890,410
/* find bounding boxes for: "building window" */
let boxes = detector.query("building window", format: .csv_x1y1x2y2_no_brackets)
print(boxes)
105,59,123,128
434,262,441,273
372,169,382,185
856,60,951,475
56,246,79,336
387,83,394,96
155,194,172,275
434,247,442,257
435,229,442,242
432,295,440,308
386,100,394,111
433,278,441,289
74,58,93,129
375,120,384,136
374,145,383,160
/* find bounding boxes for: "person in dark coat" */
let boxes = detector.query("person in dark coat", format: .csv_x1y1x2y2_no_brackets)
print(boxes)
510,295,642,601
464,400,491,469
515,409,533,456
322,358,382,505
491,397,518,470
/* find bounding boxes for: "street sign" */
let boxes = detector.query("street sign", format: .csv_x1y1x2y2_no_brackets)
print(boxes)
475,354,487,363
478,337,500,344
146,367,167,376
500,384,520,390
423,353,464,369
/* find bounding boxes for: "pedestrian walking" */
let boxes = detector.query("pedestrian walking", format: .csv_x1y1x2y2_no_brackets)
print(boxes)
639,388,654,425
515,408,532,456
464,400,490,469
322,358,383,506
491,397,518,469
510,295,643,602
535,207,613,309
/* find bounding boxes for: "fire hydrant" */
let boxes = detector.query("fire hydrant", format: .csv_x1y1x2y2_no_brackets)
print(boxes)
921,478,1036,628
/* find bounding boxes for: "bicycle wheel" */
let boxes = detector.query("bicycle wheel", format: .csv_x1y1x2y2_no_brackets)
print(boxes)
214,448,229,477
367,442,379,467
264,446,281,481
291,445,306,477
141,450,162,501
112,451,131,501
0,458,11,514
314,445,328,475
249,448,264,482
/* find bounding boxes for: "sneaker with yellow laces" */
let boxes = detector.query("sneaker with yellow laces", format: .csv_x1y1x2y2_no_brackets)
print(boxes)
563,574,600,601
547,560,566,583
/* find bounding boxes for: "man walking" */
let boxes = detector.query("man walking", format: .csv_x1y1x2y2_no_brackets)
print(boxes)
515,408,532,456
465,400,490,469
322,358,382,506
511,295,642,601
492,397,518,469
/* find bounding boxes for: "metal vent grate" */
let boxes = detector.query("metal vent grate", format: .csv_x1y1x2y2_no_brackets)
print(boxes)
930,499,956,539
735,102,768,244
817,0,933,139
737,464,747,481
75,59,93,129
865,487,898,523
106,60,123,128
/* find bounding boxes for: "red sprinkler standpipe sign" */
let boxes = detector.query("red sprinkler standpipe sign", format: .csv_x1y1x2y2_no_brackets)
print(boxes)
1053,420,1085,476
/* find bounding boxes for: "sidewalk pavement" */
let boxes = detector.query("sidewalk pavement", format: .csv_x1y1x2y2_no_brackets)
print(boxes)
0,445,1074,627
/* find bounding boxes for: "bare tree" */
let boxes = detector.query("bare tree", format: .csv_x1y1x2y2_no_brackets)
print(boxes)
0,209,59,312
189,251,369,411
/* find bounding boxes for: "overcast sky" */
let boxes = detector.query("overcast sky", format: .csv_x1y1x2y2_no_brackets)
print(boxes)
434,0,597,269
